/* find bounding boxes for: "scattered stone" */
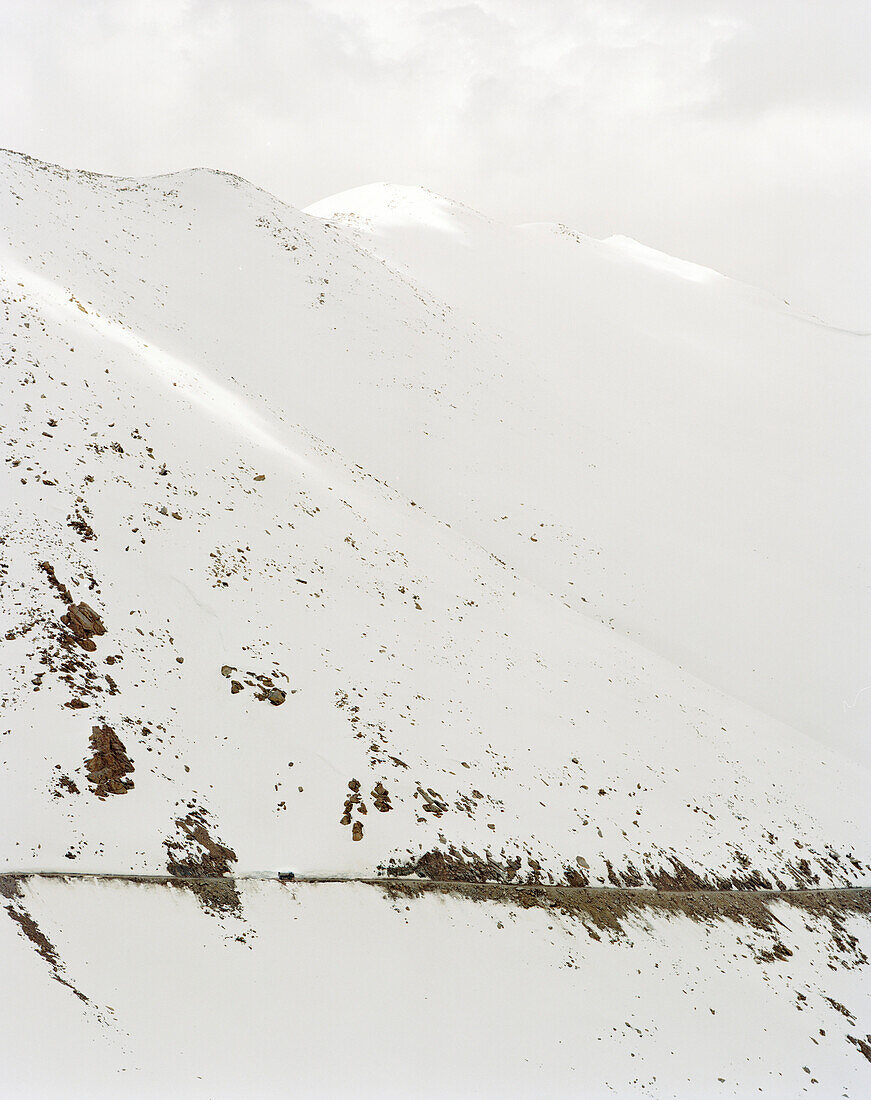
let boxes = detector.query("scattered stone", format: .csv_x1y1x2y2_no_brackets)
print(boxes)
67,509,96,542
223,665,291,704
341,780,369,836
51,774,80,798
372,782,392,812
825,998,856,1023
415,785,448,816
38,561,72,604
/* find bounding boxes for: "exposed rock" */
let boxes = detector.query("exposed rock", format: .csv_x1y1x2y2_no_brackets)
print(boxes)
51,774,80,798
415,785,448,816
67,509,96,542
84,724,134,798
376,879,871,967
224,664,291,704
847,1034,871,1063
164,807,241,915
563,863,590,888
384,846,523,884
61,602,106,652
0,876,90,1004
643,856,712,892
341,780,368,836
168,812,237,876
37,561,72,604
372,782,393,812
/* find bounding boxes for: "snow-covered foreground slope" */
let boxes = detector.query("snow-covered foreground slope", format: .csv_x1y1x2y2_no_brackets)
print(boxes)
2,878,870,1100
1,150,870,1095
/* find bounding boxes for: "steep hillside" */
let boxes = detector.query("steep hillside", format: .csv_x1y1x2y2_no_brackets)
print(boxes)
307,182,871,761
1,150,869,1096
1,150,868,887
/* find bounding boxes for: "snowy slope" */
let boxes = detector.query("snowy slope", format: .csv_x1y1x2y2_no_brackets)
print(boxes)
1,150,868,888
1,877,870,1099
306,183,871,764
1,150,870,1096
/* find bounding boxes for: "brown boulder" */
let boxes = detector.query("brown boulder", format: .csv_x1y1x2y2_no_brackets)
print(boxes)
84,724,134,798
61,602,106,651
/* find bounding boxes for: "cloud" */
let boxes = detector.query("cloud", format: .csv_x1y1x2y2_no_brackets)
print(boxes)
0,0,868,326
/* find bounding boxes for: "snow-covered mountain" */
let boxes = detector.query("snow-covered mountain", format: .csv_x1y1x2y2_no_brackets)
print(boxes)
1,150,869,1097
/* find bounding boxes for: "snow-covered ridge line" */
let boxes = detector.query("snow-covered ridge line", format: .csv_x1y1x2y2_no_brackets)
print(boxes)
7,144,853,323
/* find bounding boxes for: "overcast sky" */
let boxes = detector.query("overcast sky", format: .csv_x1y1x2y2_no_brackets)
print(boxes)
1,0,869,327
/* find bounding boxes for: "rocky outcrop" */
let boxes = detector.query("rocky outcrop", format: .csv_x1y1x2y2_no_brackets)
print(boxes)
84,724,134,798
61,602,106,652
164,807,241,914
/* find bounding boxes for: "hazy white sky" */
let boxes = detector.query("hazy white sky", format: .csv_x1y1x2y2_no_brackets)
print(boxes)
1,0,869,327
